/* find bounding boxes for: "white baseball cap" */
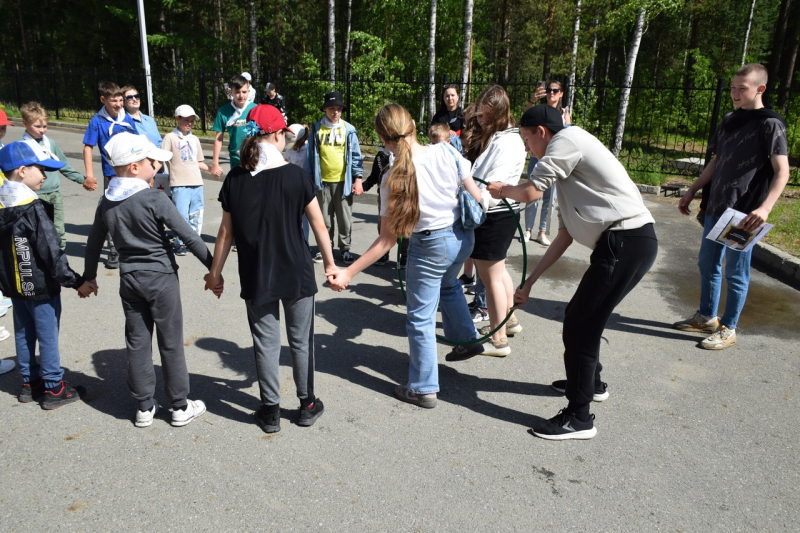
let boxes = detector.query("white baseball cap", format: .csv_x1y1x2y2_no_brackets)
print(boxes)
105,133,173,167
287,123,306,138
175,104,200,119
241,72,252,81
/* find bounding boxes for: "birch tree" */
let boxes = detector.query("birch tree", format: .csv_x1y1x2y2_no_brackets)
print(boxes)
428,0,438,121
328,0,336,84
460,0,474,99
611,7,646,157
568,0,581,110
344,0,353,75
247,0,258,83
741,0,757,66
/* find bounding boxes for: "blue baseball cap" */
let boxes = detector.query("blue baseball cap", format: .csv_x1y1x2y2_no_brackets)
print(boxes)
0,141,66,173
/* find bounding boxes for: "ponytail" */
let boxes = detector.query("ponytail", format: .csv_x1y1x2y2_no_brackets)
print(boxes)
375,104,420,238
239,134,261,172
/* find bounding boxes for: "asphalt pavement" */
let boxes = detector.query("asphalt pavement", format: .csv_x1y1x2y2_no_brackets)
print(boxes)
1,124,799,532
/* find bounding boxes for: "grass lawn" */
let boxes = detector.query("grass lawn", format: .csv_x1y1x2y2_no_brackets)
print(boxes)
763,194,800,257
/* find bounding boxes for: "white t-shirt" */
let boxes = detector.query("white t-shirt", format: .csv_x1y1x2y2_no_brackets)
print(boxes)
285,144,308,169
380,143,472,233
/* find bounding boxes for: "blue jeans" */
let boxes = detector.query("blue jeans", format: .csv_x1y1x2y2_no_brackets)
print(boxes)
524,186,555,233
171,186,204,247
472,270,487,309
698,215,752,330
13,296,63,388
406,222,477,393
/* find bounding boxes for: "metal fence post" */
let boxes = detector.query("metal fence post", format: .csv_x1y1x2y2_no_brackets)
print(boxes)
14,68,22,109
93,67,100,105
51,67,60,120
704,77,725,166
198,69,207,134
346,73,352,123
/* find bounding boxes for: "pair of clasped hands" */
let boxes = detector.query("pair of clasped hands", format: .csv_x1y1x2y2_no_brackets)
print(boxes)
203,266,351,298
77,279,99,298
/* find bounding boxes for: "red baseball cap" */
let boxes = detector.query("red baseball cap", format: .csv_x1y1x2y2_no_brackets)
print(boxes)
246,104,291,135
0,109,15,127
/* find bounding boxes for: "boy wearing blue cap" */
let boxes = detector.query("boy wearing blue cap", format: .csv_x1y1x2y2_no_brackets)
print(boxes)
0,142,98,408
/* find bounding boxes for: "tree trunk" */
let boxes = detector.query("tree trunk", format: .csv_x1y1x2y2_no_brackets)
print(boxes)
767,0,791,94
343,0,353,76
777,2,800,112
586,17,599,84
248,0,259,83
542,1,557,81
460,0,474,97
741,0,757,66
501,0,511,82
683,14,699,99
568,0,581,109
428,0,438,121
274,0,283,86
328,0,336,84
611,8,646,157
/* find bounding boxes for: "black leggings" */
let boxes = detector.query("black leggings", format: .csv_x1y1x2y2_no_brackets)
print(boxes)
562,224,658,413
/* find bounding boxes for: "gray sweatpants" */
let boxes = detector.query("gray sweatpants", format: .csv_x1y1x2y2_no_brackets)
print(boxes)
245,295,316,406
119,270,189,411
316,181,353,252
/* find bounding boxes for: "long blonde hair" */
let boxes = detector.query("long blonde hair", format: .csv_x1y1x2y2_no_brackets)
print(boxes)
375,104,420,238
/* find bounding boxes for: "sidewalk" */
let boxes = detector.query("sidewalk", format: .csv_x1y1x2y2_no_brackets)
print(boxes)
0,126,798,531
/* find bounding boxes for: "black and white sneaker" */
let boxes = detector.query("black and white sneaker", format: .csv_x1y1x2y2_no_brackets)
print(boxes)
551,380,609,402
313,252,324,263
458,274,475,289
532,409,597,440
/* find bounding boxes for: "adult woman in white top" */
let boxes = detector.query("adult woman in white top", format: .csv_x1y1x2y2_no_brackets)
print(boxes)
461,85,527,357
328,104,483,408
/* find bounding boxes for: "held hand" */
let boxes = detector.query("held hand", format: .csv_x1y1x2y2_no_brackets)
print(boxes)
84,176,98,191
352,179,364,196
487,182,504,199
741,206,770,232
210,164,224,180
77,279,98,298
511,285,531,310
204,273,224,298
677,189,694,216
327,270,351,292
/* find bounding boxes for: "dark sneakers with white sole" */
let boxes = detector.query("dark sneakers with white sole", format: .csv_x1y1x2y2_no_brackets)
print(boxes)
532,409,597,440
551,380,609,402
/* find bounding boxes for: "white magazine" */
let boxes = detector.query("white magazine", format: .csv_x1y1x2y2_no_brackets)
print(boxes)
705,207,773,252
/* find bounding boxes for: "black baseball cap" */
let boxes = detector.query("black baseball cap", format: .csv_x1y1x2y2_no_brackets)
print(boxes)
520,104,565,134
321,91,347,111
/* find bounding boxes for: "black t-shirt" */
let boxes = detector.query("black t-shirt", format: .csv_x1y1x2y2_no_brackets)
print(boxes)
432,107,465,133
218,164,317,305
707,110,788,217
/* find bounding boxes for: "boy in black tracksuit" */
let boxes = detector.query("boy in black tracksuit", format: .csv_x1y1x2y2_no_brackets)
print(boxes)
0,141,97,409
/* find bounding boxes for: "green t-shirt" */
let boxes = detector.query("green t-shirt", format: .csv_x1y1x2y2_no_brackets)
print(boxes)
212,102,257,165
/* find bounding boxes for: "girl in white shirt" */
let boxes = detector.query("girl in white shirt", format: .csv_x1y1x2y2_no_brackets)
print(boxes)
328,104,483,408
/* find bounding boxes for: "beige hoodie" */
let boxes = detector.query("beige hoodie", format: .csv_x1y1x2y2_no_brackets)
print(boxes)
528,126,654,249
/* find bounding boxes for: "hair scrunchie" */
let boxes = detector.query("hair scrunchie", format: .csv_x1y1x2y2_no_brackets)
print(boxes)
244,120,261,137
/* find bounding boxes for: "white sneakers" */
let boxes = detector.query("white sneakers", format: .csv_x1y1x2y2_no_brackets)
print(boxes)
137,399,206,427
701,326,737,350
170,399,207,427
536,233,551,246
135,403,160,428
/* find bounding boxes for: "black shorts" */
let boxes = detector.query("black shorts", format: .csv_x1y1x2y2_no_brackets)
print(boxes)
470,210,519,261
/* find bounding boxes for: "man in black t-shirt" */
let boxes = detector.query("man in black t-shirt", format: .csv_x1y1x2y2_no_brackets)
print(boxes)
674,63,790,350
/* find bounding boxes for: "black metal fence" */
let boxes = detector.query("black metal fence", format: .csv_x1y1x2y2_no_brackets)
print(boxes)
1,68,798,185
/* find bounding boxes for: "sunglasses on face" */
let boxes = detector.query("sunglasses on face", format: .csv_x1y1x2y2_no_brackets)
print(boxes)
125,94,141,101
545,88,561,94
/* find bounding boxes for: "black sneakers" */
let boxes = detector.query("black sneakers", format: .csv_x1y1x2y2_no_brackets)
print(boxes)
445,343,485,362
255,405,281,433
18,378,45,403
42,381,83,410
551,380,609,402
458,274,476,288
532,409,597,440
298,398,325,427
